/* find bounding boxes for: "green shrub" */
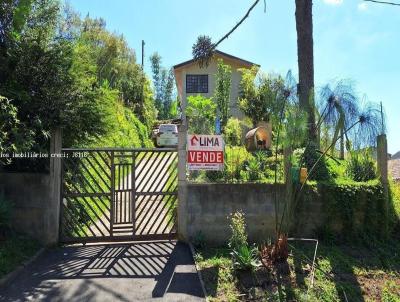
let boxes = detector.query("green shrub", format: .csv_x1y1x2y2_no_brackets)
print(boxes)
297,180,387,241
345,151,376,182
231,244,260,271
223,118,242,146
225,146,250,181
303,142,331,181
326,158,347,179
228,211,248,250
186,95,216,134
205,168,226,182
245,156,262,181
389,181,400,235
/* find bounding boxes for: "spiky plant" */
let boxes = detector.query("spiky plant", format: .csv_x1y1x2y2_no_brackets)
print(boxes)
318,80,359,159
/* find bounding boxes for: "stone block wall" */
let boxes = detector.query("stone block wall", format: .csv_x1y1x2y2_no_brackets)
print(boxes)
186,183,286,245
0,173,51,244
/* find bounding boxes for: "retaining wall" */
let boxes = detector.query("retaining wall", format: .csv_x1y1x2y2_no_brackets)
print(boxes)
0,173,52,244
186,183,286,244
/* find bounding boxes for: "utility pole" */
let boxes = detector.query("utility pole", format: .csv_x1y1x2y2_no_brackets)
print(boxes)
140,40,145,122
141,40,145,69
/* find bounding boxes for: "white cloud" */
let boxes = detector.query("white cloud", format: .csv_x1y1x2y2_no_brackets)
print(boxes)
323,0,344,5
358,2,368,10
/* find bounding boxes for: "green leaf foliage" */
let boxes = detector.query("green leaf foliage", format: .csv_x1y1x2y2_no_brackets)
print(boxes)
238,67,285,126
186,94,216,134
345,150,376,182
297,180,391,241
0,0,156,171
223,118,242,146
214,59,231,128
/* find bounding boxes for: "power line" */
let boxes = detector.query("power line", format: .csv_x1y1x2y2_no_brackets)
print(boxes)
213,0,263,50
364,0,400,6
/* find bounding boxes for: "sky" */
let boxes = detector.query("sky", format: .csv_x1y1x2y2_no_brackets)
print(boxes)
67,0,400,154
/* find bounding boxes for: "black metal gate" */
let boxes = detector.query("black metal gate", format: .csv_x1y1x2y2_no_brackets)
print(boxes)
60,148,178,243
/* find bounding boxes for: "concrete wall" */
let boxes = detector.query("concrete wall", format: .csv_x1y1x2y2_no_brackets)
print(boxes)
0,128,62,245
0,173,51,244
186,183,285,245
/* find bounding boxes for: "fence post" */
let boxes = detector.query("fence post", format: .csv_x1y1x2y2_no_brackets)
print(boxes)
377,134,389,236
45,128,62,245
177,114,188,241
283,146,293,233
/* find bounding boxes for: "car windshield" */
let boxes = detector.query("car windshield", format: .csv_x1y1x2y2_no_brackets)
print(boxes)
159,124,177,132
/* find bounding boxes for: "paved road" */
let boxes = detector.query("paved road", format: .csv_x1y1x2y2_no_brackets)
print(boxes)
0,241,205,302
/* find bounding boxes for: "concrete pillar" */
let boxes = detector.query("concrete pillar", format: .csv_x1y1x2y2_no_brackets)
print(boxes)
45,128,62,245
177,111,188,241
377,134,389,236
282,147,293,234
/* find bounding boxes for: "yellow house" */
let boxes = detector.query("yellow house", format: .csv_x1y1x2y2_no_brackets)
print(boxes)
173,50,260,119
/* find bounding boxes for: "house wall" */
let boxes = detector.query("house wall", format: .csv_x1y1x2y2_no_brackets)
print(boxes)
175,55,253,120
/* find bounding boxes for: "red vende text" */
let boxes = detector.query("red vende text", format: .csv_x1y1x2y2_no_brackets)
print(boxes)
187,151,224,163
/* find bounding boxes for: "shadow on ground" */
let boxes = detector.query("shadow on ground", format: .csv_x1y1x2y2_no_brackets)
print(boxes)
0,241,204,302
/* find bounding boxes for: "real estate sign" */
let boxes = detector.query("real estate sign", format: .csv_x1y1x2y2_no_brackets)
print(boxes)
187,134,224,170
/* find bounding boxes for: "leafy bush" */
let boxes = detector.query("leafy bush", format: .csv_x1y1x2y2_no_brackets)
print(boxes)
228,211,248,250
245,156,262,181
303,142,331,181
0,96,34,165
205,168,226,182
238,67,285,126
214,59,232,128
298,180,387,240
97,103,153,148
225,146,250,181
186,95,216,134
231,244,259,271
346,151,376,182
223,118,242,146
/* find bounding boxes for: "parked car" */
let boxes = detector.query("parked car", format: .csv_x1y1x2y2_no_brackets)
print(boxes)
155,124,178,147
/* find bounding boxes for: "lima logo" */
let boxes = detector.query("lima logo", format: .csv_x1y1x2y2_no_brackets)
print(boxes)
190,135,220,147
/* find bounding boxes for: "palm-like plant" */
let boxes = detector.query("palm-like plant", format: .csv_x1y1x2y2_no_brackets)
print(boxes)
231,244,260,271
318,80,359,159
277,89,384,238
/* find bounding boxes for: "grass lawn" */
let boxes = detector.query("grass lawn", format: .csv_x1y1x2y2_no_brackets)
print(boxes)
194,240,400,302
0,233,41,278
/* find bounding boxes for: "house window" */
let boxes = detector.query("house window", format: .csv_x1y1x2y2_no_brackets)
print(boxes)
186,74,208,93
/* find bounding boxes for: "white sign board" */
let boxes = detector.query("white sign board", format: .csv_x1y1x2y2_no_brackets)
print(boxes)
187,134,224,171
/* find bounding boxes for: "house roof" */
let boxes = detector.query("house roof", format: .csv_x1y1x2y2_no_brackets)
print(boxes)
389,159,400,180
391,151,400,160
173,50,260,70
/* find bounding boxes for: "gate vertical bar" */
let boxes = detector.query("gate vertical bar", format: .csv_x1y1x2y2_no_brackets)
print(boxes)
132,151,136,237
110,150,115,237
59,154,65,241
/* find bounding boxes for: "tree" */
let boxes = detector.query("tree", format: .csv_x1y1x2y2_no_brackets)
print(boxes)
150,52,162,113
149,52,175,119
318,80,358,159
295,0,317,142
238,67,285,127
80,16,156,130
0,0,156,171
0,96,33,164
185,95,216,134
214,59,231,129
